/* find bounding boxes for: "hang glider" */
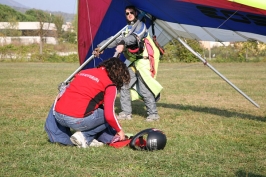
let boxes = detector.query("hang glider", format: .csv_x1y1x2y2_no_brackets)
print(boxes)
77,0,266,66
230,0,266,10
65,0,265,108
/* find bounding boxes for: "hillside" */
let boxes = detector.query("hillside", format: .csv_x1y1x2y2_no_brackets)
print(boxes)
13,6,75,22
0,1,75,22
0,0,26,8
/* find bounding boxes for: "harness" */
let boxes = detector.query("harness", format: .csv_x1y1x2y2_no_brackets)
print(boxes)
125,25,157,77
151,16,165,56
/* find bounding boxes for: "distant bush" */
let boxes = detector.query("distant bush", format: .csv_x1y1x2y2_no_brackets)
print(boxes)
161,38,202,63
160,39,266,63
0,43,78,62
44,53,78,63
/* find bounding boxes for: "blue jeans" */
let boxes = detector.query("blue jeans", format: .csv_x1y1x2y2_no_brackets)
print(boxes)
54,108,108,144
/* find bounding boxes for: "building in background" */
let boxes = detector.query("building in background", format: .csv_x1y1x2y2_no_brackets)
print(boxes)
200,41,232,50
0,21,73,45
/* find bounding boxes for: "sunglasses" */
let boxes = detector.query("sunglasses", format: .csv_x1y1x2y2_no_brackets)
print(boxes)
125,11,134,16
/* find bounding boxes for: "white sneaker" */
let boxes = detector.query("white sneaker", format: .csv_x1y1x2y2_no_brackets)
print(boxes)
70,131,88,148
89,139,104,147
117,112,132,120
146,114,160,121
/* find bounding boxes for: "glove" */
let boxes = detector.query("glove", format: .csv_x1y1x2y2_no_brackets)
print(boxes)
115,44,125,53
93,47,103,57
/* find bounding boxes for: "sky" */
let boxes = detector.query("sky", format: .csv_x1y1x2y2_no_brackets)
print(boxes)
18,0,77,14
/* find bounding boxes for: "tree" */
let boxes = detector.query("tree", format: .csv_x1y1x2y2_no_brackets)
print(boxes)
162,38,203,62
61,31,77,44
234,41,259,61
0,18,21,36
0,4,35,22
25,9,53,55
72,14,78,32
53,15,64,39
0,16,22,45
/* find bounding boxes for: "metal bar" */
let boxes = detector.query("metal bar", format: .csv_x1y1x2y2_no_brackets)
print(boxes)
145,16,259,108
176,37,260,108
63,25,128,84
62,11,147,84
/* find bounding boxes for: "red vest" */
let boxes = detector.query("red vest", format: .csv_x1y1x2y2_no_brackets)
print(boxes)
55,67,114,118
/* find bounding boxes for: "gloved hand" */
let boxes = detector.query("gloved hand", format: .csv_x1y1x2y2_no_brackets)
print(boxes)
92,47,103,57
115,44,125,54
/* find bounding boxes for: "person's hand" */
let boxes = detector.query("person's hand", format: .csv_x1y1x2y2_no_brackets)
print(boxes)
117,130,125,141
93,47,103,57
116,44,125,54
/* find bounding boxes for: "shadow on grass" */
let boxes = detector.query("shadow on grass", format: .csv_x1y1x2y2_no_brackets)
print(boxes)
158,103,265,122
235,170,265,177
115,99,147,117
115,98,265,122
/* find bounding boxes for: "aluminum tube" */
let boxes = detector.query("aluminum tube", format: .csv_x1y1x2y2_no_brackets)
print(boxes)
63,25,128,84
177,37,260,108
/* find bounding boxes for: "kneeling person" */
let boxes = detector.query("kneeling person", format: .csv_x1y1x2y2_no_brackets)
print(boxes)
53,57,130,148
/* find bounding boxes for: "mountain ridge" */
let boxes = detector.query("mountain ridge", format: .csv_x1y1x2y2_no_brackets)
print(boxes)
0,0,75,22
0,0,27,8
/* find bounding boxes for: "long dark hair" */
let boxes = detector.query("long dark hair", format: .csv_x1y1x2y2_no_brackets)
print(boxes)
97,57,130,90
125,5,137,12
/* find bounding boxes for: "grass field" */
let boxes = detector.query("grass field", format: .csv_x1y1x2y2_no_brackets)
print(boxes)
0,62,265,177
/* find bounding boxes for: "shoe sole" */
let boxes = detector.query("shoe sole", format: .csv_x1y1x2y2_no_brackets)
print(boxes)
117,113,132,120
90,143,104,147
117,116,132,120
90,140,104,147
117,118,132,120
146,118,159,122
70,136,83,148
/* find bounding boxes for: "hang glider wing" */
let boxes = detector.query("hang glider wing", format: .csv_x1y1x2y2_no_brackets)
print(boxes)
78,0,266,67
229,0,266,10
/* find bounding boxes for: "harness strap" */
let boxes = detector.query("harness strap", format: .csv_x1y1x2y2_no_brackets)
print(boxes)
151,16,165,55
143,38,155,78
128,47,140,53
152,35,165,55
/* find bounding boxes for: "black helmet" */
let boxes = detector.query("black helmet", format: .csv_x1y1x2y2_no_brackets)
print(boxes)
129,128,167,151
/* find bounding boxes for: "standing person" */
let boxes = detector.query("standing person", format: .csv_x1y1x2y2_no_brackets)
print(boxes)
53,57,130,148
93,5,163,121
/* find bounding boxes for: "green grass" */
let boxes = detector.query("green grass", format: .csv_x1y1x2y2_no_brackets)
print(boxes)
0,62,265,177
